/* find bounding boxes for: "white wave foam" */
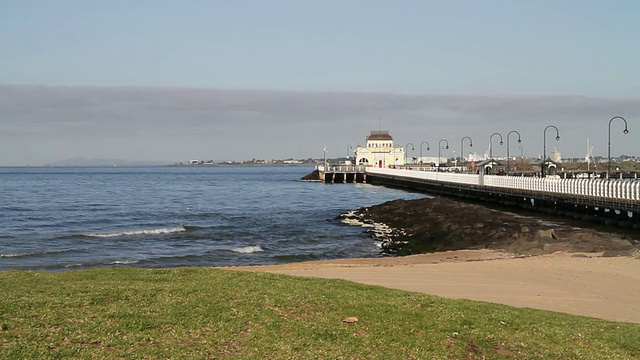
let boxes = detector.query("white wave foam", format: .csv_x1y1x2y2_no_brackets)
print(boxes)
1,249,71,258
85,227,186,238
109,260,139,265
231,245,263,254
0,252,29,258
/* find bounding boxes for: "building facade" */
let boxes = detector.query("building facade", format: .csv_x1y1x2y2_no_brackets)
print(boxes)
355,130,405,168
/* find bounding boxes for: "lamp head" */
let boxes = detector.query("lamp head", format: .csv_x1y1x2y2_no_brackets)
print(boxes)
555,136,560,141
624,129,629,134
469,143,473,147
517,139,522,143
446,145,449,149
427,147,430,151
500,141,504,145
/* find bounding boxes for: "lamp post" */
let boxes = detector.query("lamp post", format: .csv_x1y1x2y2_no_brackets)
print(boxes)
405,143,415,165
506,130,522,174
607,116,629,179
346,145,352,159
460,136,473,165
519,144,523,164
489,132,503,159
542,125,560,177
323,146,327,171
420,141,430,165
438,138,449,171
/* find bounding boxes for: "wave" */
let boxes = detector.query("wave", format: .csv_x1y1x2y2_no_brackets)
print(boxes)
0,248,72,258
108,259,140,265
231,245,263,254
83,227,186,238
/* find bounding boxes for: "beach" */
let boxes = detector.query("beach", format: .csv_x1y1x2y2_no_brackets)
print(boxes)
231,249,640,324
229,195,640,324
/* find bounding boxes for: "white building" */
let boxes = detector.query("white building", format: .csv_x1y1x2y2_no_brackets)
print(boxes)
355,130,405,168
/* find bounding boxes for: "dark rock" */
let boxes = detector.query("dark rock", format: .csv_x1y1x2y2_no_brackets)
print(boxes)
300,170,321,181
343,196,638,257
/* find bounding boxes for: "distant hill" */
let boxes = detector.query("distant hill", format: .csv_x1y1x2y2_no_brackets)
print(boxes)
45,157,169,167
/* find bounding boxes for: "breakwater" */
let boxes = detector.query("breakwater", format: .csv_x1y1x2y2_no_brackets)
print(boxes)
318,166,640,229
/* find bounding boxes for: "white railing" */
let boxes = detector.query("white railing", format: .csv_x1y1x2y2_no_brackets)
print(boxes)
367,167,640,201
316,165,367,173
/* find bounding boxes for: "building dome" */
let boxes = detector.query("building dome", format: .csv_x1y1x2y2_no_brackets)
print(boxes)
366,130,393,141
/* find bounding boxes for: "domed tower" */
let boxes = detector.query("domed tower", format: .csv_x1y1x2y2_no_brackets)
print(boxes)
355,130,405,168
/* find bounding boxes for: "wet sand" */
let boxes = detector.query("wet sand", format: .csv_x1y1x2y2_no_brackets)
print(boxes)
229,250,640,324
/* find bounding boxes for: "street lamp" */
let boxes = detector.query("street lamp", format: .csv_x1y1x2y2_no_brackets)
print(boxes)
323,146,328,170
405,143,415,165
607,116,630,178
420,141,430,165
460,136,473,164
438,138,449,171
542,125,560,177
519,144,524,164
489,132,503,159
506,130,522,174
346,145,352,160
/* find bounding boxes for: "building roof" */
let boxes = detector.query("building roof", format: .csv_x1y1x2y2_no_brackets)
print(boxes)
476,159,503,166
367,130,393,141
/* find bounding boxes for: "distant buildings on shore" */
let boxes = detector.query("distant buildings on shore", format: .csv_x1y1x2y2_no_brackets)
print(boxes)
175,158,319,166
178,128,639,168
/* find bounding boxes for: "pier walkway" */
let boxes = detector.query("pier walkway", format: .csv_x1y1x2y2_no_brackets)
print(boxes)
317,166,640,228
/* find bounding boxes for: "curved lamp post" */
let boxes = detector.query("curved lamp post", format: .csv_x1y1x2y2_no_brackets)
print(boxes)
542,125,560,177
607,116,629,178
460,136,473,164
506,131,522,174
420,141,430,165
405,143,415,165
438,139,449,171
489,132,503,159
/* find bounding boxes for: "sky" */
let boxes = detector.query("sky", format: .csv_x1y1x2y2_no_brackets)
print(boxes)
1,0,639,165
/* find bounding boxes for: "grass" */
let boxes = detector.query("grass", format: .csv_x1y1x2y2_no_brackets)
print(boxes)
1,267,639,359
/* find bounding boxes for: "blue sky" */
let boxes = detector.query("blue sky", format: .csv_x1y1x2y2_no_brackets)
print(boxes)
1,1,639,165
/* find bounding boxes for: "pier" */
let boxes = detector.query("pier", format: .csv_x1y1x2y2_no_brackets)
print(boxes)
318,166,640,229
317,165,367,183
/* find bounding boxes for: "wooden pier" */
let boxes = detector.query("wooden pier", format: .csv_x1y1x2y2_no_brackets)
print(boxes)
318,166,640,229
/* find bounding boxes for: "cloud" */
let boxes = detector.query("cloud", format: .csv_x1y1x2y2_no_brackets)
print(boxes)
0,84,638,166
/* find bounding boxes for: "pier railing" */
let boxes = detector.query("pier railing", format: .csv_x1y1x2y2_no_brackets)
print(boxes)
367,167,640,201
316,165,367,173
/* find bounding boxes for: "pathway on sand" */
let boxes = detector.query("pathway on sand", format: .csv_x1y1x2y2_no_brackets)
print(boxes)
229,250,640,324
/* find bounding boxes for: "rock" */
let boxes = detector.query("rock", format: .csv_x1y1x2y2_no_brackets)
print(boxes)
534,229,558,240
571,254,590,258
342,196,637,258
342,317,358,323
606,239,634,251
300,170,321,181
602,251,627,258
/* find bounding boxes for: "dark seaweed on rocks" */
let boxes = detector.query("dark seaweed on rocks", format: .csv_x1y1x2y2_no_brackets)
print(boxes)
343,197,639,257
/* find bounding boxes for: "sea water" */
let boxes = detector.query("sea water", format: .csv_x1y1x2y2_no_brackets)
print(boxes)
0,166,422,271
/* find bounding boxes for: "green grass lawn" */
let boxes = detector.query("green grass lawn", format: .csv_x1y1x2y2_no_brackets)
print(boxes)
1,267,638,359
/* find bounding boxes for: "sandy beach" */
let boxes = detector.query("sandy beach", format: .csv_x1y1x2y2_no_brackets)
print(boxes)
230,250,640,324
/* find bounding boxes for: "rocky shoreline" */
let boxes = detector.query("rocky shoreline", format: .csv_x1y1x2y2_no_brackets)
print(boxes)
340,196,640,257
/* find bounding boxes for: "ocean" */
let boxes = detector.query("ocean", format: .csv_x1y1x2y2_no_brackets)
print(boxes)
0,166,422,271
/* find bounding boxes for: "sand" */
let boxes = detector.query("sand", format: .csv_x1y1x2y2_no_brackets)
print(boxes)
229,250,640,324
